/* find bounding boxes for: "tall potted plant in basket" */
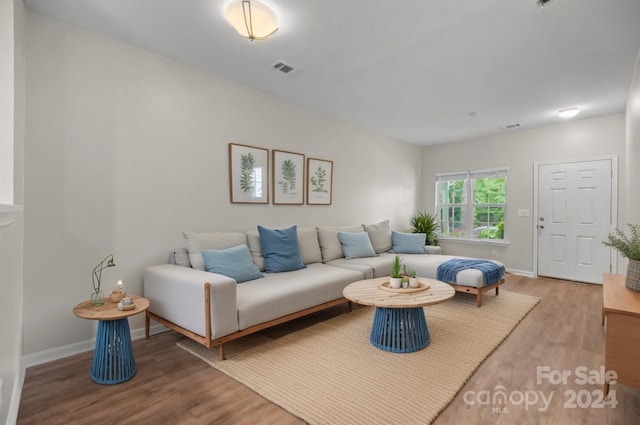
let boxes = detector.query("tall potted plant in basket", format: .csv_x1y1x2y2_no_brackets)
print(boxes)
603,223,640,292
410,210,439,246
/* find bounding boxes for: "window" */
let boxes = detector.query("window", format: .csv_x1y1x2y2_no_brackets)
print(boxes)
436,168,507,241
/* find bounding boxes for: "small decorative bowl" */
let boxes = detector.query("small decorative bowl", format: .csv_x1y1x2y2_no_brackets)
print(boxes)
117,298,136,311
110,291,125,303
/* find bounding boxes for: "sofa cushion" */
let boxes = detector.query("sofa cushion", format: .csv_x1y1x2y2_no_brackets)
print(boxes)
297,226,323,265
236,263,364,330
318,225,364,262
338,231,377,259
258,225,306,273
201,244,263,283
246,230,266,271
327,255,393,279
183,231,248,271
391,230,426,254
364,220,392,253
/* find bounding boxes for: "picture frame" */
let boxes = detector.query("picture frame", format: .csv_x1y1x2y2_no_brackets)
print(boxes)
272,150,305,205
306,158,333,205
228,143,269,204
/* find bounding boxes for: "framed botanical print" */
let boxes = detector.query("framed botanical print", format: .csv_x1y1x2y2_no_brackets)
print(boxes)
306,158,333,205
272,150,305,205
228,143,269,204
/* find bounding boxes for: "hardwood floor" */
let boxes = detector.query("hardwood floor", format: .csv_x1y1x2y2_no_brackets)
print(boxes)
17,275,640,425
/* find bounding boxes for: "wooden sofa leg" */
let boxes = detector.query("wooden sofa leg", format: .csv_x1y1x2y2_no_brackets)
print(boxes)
477,290,482,307
496,285,500,296
219,344,225,361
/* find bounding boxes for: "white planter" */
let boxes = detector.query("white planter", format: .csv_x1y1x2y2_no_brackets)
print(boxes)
409,277,420,288
389,277,402,289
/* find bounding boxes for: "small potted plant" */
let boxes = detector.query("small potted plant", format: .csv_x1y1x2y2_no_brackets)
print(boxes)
389,255,403,289
603,223,640,292
408,268,420,288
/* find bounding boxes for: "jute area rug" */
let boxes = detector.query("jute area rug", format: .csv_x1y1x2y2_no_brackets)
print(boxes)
178,290,540,425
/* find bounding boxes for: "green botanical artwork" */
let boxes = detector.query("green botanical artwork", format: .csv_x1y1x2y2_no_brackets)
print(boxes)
239,153,255,193
310,166,328,193
278,159,297,193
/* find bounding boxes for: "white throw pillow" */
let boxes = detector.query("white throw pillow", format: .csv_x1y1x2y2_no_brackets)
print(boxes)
172,248,192,268
363,220,392,253
246,229,266,271
297,226,323,265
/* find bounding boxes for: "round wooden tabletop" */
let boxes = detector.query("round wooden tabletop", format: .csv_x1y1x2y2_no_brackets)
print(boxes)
343,277,455,308
73,295,150,321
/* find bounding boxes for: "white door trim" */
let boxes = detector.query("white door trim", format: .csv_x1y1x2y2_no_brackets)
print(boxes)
532,155,618,279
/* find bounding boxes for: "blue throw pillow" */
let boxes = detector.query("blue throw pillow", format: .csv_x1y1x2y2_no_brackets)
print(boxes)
201,244,263,283
391,231,426,254
338,232,378,259
258,225,306,273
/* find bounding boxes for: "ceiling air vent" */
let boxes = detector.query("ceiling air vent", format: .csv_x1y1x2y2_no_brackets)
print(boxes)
272,61,296,74
501,123,522,130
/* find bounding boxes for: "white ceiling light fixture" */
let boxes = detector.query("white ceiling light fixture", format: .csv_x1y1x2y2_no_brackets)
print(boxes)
225,0,279,41
557,107,581,118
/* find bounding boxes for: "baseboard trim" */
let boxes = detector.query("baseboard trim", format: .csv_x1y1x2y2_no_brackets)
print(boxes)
21,324,168,369
6,366,24,425
506,268,535,278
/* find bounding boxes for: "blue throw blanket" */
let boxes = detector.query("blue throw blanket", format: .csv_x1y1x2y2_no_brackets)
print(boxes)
436,259,505,286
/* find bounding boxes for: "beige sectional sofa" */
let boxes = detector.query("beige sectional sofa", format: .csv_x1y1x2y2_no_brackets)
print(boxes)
143,220,504,359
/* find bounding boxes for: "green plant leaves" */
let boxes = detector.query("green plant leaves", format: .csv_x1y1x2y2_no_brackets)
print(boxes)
240,153,256,193
603,223,640,261
410,210,439,246
310,166,328,193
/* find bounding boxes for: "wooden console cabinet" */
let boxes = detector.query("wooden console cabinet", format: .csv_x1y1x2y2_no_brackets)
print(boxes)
602,273,640,395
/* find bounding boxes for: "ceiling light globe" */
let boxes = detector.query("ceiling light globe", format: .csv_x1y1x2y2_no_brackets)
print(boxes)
225,0,279,41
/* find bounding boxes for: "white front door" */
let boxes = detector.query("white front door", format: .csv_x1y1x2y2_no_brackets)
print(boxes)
536,159,613,284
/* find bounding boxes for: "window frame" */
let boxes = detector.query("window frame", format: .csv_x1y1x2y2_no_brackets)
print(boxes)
435,168,508,243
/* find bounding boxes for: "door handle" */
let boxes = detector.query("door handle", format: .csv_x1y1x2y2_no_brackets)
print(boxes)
538,225,545,229
539,217,545,222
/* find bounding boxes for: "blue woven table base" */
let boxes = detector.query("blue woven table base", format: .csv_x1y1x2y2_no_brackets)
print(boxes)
370,307,430,353
90,318,136,384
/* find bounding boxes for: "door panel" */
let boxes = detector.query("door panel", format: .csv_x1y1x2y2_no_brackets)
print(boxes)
537,159,612,284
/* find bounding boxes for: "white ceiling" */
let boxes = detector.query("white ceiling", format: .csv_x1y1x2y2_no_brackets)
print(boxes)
23,0,640,146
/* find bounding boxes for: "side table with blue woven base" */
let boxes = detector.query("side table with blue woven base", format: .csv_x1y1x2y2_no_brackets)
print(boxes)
90,318,136,384
73,295,150,385
370,307,430,353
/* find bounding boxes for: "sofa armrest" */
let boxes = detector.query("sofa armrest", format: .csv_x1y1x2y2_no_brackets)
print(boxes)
143,264,239,339
424,245,442,255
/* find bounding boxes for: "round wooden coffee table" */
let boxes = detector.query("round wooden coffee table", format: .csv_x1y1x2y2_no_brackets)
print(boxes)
73,295,149,384
343,277,454,353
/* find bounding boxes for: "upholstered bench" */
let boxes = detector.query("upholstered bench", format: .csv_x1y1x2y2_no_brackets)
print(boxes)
389,254,504,307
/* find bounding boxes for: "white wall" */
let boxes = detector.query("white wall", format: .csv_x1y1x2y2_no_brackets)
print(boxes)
0,0,14,204
421,114,626,274
0,209,23,425
0,0,25,424
626,50,640,228
23,10,421,355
